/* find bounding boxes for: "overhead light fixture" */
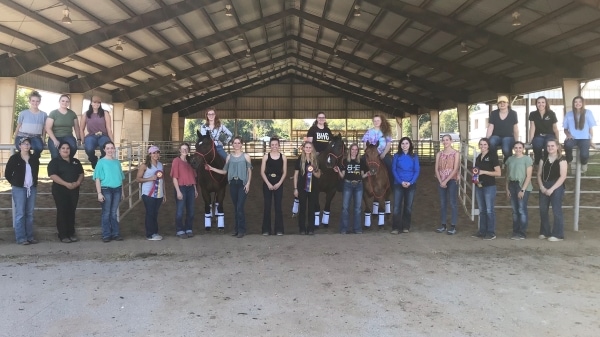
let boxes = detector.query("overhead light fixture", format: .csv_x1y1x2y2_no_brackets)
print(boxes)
460,41,468,53
149,64,156,69
171,73,176,81
237,35,244,41
225,5,233,17
341,35,348,41
353,5,361,17
406,74,411,82
333,49,338,57
61,8,72,24
245,49,251,57
115,39,123,52
512,11,521,26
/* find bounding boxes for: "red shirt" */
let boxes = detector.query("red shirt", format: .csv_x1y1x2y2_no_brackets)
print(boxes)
170,157,196,186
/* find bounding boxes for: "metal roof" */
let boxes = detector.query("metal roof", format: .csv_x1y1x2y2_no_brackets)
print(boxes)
1,0,599,118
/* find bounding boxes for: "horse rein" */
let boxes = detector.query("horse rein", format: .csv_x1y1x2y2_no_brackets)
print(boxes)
366,156,389,199
194,140,226,183
326,142,345,168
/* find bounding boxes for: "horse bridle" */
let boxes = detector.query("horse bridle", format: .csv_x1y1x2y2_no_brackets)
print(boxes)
365,151,388,199
194,140,225,183
327,142,345,167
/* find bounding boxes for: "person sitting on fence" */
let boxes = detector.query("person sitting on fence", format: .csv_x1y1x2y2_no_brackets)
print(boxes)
528,96,559,166
199,107,232,160
537,139,568,242
80,96,113,169
45,94,82,159
13,90,47,158
563,96,596,173
486,95,518,163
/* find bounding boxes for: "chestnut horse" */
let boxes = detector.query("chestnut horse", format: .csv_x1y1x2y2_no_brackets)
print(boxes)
189,130,228,232
363,142,391,229
314,134,346,228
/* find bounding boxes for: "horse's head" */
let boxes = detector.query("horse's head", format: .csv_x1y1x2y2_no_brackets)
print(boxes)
321,133,345,168
364,141,381,176
191,130,216,169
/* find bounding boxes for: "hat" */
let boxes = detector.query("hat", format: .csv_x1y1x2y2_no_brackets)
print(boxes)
497,95,509,103
19,137,31,145
148,145,160,154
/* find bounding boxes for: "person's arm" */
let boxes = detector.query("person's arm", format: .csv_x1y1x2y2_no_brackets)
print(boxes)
72,114,82,142
276,154,287,188
221,125,233,144
260,154,270,187
95,178,104,202
135,164,151,183
171,160,183,200
79,114,87,140
293,170,299,198
381,140,391,159
244,153,252,193
521,164,533,196
410,156,420,185
537,158,544,189
552,123,559,140
442,151,460,185
513,123,519,142
333,162,345,179
207,155,229,175
486,123,494,139
104,111,114,141
45,118,59,146
13,122,22,139
505,164,510,198
392,155,401,184
546,160,568,195
563,116,573,139
528,121,536,143
434,152,442,183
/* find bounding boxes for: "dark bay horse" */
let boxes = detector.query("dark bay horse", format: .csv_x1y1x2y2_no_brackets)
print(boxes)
189,130,228,232
363,142,391,229
315,134,346,228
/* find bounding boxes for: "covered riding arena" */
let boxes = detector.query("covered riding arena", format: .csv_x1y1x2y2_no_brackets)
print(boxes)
1,1,600,336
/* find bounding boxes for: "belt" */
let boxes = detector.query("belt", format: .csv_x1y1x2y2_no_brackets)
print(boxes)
232,177,240,180
181,184,195,187
509,180,520,183
345,179,362,185
268,173,279,178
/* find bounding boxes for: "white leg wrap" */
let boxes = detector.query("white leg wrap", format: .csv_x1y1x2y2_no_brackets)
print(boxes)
379,212,385,226
292,198,299,213
314,212,320,227
322,211,330,225
204,214,212,228
213,203,219,217
217,213,224,228
364,213,371,227
372,202,379,215
385,200,391,214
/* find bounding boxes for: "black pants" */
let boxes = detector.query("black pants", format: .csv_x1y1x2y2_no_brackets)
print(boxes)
52,184,80,239
297,188,317,233
262,181,284,234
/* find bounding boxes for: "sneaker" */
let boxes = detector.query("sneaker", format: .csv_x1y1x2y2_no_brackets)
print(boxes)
582,164,588,173
308,231,314,235
205,227,211,232
262,232,270,236
237,233,245,238
178,234,188,239
19,241,30,245
447,226,456,235
69,236,79,242
186,232,194,238
548,236,563,242
217,228,225,234
355,231,363,234
378,225,385,230
147,234,163,241
276,232,283,236
390,229,399,235
483,234,496,240
230,232,238,237
402,229,409,233
102,237,111,243
510,235,521,240
471,232,484,238
538,234,547,239
27,239,39,244
435,225,447,233
112,236,124,241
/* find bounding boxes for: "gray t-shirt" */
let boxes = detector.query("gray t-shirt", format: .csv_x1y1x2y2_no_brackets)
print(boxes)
17,109,47,136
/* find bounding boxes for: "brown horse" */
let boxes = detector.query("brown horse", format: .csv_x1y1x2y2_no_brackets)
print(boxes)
189,130,228,232
363,142,391,229
315,134,346,228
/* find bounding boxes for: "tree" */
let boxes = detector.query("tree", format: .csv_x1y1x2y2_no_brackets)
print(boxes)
402,118,411,138
439,109,458,133
13,88,31,134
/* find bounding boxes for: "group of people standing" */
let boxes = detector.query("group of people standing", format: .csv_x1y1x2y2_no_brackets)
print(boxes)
6,91,121,245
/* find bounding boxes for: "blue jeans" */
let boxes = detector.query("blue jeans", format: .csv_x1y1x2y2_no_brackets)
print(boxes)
508,181,529,237
392,183,416,231
216,145,227,160
142,195,163,238
340,180,363,233
539,181,565,239
48,135,77,159
84,134,111,168
230,180,248,235
475,185,496,235
531,134,555,165
564,138,591,165
101,186,122,239
489,135,515,162
438,179,458,226
12,186,37,244
174,185,195,235
15,135,44,157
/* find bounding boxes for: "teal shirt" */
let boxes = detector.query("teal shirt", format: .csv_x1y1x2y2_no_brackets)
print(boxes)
505,155,533,191
223,153,252,185
93,158,124,188
49,109,77,137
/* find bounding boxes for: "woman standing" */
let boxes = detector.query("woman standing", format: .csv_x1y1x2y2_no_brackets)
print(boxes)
13,91,47,157
4,138,40,245
293,142,322,235
170,142,198,239
505,141,533,240
199,107,233,160
48,142,84,243
260,137,287,236
136,145,166,241
528,96,559,165
80,96,113,169
537,139,568,242
45,94,82,159
206,136,252,238
563,96,596,173
361,114,393,215
93,141,125,242
334,143,367,234
306,112,333,154
471,138,501,240
435,134,460,235
391,137,420,234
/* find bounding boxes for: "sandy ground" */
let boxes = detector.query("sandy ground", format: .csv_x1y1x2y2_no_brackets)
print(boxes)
1,162,599,336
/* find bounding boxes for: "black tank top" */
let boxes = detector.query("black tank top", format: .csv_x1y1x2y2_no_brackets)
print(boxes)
265,153,283,184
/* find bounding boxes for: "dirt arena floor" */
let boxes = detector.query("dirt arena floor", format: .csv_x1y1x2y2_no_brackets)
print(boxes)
1,159,599,337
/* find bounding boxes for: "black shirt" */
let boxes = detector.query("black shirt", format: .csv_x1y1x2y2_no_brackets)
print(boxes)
307,125,333,153
529,110,557,137
264,153,284,184
489,109,518,137
342,158,365,181
541,155,565,182
475,151,500,187
294,158,316,190
47,157,84,185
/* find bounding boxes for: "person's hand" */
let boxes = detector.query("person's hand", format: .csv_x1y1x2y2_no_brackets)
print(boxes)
163,196,167,204
98,193,105,203
440,182,447,188
518,190,525,200
293,189,298,198
194,189,198,198
506,189,511,199
177,191,183,200
244,183,250,194
204,164,211,171
333,166,339,173
53,140,59,148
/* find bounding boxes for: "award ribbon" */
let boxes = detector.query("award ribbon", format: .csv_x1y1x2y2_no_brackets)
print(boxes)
149,170,164,197
305,164,313,192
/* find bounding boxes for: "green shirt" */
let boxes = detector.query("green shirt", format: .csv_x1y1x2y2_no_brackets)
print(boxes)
223,153,252,185
49,109,77,137
505,155,533,191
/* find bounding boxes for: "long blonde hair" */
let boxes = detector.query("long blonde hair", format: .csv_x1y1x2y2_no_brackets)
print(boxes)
300,141,319,175
347,143,360,162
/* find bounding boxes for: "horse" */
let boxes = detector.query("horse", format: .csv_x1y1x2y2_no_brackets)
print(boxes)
363,142,391,229
314,134,346,228
189,130,228,232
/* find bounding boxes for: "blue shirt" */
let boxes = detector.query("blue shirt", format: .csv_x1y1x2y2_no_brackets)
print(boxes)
93,158,125,188
563,109,596,139
392,152,420,185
